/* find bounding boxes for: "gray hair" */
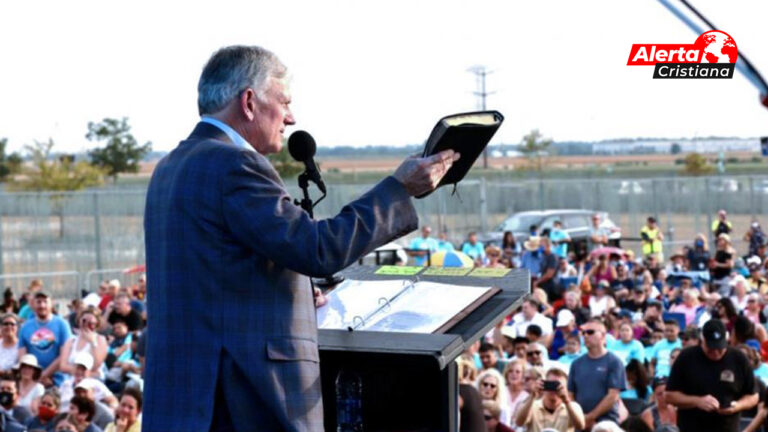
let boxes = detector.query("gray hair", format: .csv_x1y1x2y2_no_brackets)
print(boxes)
197,45,287,116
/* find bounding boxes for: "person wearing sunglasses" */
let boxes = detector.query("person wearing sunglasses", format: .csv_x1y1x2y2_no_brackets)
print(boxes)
567,318,626,430
475,368,512,427
482,399,514,432
0,314,19,373
58,309,108,379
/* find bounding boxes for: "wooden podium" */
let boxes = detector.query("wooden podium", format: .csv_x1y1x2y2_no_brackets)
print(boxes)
318,265,529,431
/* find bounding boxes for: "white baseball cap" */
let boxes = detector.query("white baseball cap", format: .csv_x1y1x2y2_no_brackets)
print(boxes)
556,309,575,327
73,352,94,370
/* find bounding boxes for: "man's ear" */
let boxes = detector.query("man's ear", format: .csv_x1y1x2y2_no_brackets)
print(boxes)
240,88,257,121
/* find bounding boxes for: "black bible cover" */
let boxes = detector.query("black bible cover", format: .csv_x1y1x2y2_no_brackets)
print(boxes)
418,110,504,198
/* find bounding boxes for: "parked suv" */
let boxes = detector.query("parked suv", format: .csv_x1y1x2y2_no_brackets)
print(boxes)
481,209,622,254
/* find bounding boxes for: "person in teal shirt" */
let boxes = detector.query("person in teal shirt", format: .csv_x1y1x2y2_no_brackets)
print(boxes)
650,320,682,377
461,231,485,264
557,333,587,372
549,220,571,259
408,226,439,266
610,322,646,366
435,231,455,252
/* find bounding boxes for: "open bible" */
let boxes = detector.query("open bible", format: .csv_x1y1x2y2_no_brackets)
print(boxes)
316,279,499,334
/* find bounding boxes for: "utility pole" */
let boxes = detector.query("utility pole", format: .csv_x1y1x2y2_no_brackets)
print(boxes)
467,65,495,169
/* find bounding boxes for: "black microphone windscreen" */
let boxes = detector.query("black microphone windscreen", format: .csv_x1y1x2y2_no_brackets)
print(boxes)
288,130,316,161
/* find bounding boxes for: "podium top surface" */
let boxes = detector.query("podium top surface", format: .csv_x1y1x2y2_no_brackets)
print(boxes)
317,265,529,368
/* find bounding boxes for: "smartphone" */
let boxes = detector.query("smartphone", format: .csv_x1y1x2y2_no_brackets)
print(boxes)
543,380,560,391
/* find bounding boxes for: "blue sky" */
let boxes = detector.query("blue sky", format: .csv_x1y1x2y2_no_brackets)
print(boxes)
1,0,766,153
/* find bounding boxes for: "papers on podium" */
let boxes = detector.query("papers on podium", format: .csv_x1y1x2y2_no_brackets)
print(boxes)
316,279,497,334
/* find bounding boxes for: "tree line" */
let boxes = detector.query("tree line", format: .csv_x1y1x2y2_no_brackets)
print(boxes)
0,117,152,192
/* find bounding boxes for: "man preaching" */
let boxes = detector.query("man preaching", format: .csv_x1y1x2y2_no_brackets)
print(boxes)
143,45,459,431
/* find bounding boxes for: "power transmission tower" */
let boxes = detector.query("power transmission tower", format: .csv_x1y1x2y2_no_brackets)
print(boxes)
467,65,495,168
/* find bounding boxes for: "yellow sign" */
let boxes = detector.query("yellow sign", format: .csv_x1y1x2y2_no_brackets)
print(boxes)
421,267,472,276
469,268,510,278
375,266,423,276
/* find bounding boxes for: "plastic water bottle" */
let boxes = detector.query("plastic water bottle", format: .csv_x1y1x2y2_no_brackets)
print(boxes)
335,370,363,432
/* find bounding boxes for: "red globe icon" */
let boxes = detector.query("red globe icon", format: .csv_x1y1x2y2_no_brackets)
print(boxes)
695,30,738,64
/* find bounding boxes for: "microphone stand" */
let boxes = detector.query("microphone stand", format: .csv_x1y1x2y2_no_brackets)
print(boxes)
294,172,344,291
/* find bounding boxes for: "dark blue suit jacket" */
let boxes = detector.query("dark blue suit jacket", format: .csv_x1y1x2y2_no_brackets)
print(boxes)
143,122,418,431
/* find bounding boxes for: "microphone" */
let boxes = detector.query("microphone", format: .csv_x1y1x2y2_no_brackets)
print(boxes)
288,130,326,194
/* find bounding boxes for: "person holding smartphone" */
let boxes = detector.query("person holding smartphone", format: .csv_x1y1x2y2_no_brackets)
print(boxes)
515,367,585,432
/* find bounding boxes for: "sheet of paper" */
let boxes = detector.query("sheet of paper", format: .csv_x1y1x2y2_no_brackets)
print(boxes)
375,265,422,276
316,279,409,330
421,267,472,277
361,281,491,334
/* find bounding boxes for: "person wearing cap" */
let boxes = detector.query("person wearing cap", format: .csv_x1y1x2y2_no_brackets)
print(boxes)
712,209,733,238
407,225,438,266
15,353,44,414
667,319,758,432
550,309,578,360
746,256,767,293
74,380,116,431
520,236,544,280
59,352,118,413
640,216,664,260
744,220,766,257
687,233,711,273
17,291,72,387
620,284,648,313
639,377,677,431
567,318,626,429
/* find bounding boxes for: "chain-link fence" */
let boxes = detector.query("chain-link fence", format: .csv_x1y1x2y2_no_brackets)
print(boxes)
1,174,766,290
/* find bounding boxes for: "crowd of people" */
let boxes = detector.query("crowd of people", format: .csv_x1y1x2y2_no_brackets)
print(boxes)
410,210,768,432
0,277,146,432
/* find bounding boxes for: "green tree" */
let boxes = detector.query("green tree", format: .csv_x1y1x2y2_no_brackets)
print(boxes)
0,138,23,182
267,140,304,179
670,142,682,154
86,117,152,183
683,152,715,176
519,129,553,172
9,139,104,237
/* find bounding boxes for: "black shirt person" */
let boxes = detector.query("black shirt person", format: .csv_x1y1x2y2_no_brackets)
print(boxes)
666,319,758,432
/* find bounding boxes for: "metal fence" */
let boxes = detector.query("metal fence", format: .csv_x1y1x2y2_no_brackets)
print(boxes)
1,174,766,292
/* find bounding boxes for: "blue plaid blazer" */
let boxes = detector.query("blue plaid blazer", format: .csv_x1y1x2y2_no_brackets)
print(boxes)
143,122,418,431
